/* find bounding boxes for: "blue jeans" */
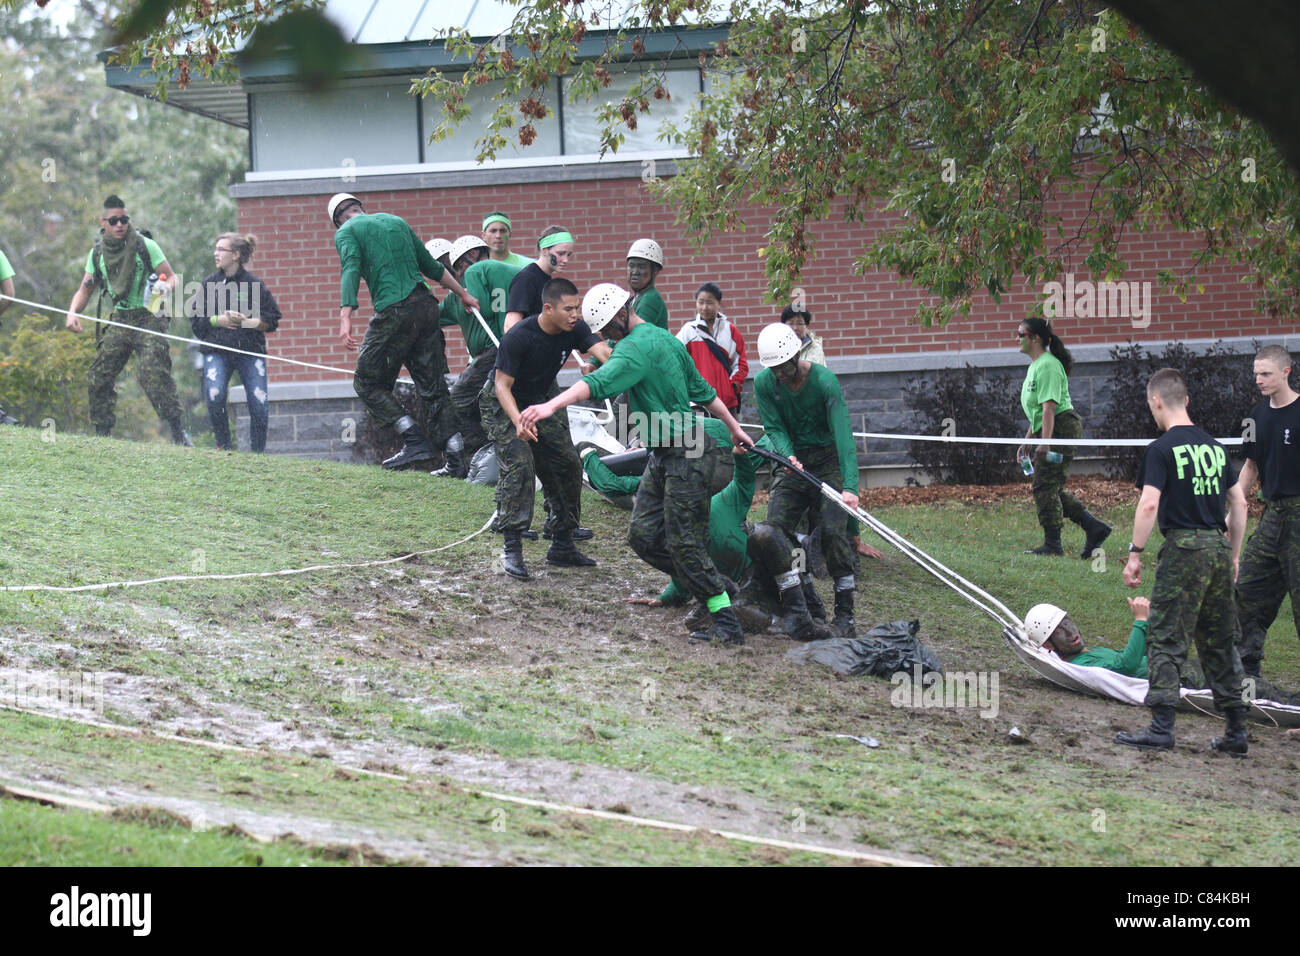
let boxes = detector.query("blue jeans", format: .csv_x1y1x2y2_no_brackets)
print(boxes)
203,351,269,452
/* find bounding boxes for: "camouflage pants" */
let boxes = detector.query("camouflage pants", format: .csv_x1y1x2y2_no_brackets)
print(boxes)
353,286,454,445
1031,409,1087,532
88,308,183,432
1145,529,1246,712
480,382,582,535
450,347,496,454
628,436,734,603
1235,498,1300,677
761,444,856,581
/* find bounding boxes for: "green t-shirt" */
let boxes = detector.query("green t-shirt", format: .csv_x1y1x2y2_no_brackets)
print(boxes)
581,322,717,447
335,213,444,314
500,252,533,269
439,259,519,357
0,250,14,283
754,362,859,491
83,236,166,310
1020,352,1074,433
1067,620,1148,679
632,286,668,331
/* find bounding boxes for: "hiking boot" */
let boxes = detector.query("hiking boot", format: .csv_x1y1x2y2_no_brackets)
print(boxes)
544,526,593,541
831,587,856,640
430,434,467,479
1116,704,1175,751
382,415,436,470
778,581,833,642
1025,528,1064,556
688,605,745,646
732,600,774,634
684,601,710,633
501,530,530,580
1210,707,1249,758
545,533,597,568
1078,510,1112,560
801,574,827,622
169,419,194,447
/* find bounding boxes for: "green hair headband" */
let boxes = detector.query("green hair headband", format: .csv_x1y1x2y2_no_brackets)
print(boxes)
482,213,511,231
538,231,574,250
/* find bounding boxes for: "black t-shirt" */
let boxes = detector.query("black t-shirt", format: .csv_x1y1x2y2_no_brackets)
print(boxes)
494,315,601,405
506,263,549,319
1136,425,1238,533
1241,396,1300,500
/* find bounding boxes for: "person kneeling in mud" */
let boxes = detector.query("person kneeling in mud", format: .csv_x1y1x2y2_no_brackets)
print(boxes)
1026,597,1153,678
585,428,832,641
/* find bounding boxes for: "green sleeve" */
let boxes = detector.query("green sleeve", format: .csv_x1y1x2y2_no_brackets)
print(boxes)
335,230,362,309
1116,620,1148,677
143,237,167,270
0,251,16,282
582,341,645,401
658,578,690,606
581,452,642,496
824,374,860,491
755,373,795,460
440,293,466,328
413,228,445,282
84,249,97,276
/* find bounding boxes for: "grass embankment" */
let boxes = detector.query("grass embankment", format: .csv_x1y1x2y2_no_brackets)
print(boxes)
1,427,1296,866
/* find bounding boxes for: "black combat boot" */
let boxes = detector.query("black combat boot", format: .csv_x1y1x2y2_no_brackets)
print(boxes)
544,526,594,541
1116,704,1176,751
1077,510,1113,559
169,419,194,447
777,579,833,642
832,587,856,640
801,573,827,621
382,415,436,470
501,530,530,580
430,433,467,479
1025,527,1064,556
545,532,597,568
688,605,745,646
94,424,112,437
1210,707,1249,758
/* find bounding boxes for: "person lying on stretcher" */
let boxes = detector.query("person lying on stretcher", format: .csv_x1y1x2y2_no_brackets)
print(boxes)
1025,597,1150,678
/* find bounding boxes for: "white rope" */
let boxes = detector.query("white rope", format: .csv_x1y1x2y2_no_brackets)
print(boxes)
737,421,1243,447
3,292,356,377
0,514,496,593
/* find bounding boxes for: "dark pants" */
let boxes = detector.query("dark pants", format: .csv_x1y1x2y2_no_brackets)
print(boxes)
451,347,496,454
203,350,268,452
1235,498,1300,676
480,382,582,536
1145,529,1246,713
353,286,454,446
628,437,734,602
88,308,183,432
1030,409,1087,532
761,444,855,581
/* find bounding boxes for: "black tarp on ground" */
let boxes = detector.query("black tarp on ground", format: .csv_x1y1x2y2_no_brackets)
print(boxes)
786,619,943,678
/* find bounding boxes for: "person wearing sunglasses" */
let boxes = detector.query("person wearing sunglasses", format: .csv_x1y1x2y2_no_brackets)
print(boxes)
1015,317,1110,557
64,195,190,445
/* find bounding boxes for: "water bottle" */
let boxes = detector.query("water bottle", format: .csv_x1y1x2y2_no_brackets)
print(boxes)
1020,456,1034,476
145,272,166,316
1046,451,1063,464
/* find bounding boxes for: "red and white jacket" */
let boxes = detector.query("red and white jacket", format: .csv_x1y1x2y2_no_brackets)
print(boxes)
676,313,748,408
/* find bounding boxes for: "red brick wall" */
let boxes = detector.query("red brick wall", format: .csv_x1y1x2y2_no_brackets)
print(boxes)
237,176,1286,383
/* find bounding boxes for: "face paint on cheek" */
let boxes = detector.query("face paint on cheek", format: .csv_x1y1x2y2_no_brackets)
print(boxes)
549,254,559,269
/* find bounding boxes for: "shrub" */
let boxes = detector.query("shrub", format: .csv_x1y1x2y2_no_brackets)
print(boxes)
1096,340,1267,481
904,364,1022,485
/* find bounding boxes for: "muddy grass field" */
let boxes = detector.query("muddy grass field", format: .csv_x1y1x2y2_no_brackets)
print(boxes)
1,430,1297,866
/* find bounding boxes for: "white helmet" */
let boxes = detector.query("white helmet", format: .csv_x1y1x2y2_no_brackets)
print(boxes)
582,283,631,333
1024,604,1068,647
757,322,802,367
626,238,663,267
425,237,452,261
327,192,361,225
449,234,489,267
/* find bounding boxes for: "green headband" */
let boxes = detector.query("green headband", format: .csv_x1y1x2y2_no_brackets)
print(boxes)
538,231,574,250
482,213,511,231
